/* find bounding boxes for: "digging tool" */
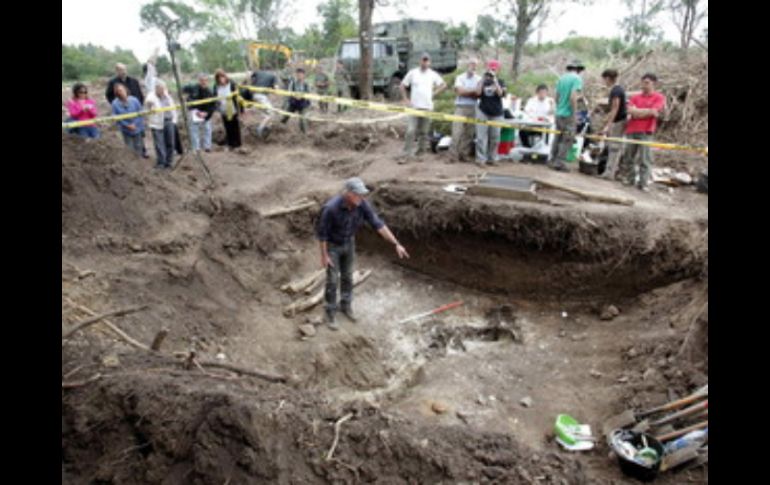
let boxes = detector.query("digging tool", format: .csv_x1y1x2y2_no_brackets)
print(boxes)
660,444,701,472
603,385,707,434
654,420,708,443
632,400,708,433
398,301,464,325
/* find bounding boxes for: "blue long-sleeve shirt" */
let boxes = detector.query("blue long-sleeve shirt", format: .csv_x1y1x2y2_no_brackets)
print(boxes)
316,195,385,245
111,96,145,136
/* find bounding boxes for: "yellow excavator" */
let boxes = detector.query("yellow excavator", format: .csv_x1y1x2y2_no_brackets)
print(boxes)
246,42,318,70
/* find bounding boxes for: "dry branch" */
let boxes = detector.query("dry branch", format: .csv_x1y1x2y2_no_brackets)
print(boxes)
326,413,354,461
62,305,149,340
283,269,372,317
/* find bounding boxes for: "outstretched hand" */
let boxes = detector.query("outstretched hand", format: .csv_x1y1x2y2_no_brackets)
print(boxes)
395,244,410,259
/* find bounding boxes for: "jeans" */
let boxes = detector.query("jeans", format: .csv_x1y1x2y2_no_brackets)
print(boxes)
475,108,503,163
122,131,144,156
324,240,355,314
152,120,176,168
550,115,576,168
65,118,100,139
603,120,627,179
403,114,431,156
619,133,654,187
281,106,308,133
189,116,212,151
451,105,476,160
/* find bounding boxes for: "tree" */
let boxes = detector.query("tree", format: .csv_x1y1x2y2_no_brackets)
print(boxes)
446,22,472,51
669,0,707,50
196,0,295,43
139,1,209,43
358,0,374,99
498,1,591,82
473,15,509,57
61,43,141,81
318,0,357,56
193,34,245,72
619,0,665,48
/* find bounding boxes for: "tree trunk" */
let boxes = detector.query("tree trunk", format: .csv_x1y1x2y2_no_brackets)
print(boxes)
511,9,529,82
358,0,374,100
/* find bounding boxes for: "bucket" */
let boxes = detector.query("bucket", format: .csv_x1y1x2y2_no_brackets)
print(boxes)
609,429,665,482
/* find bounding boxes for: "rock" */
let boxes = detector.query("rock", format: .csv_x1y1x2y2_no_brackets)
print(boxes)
519,396,533,408
215,352,226,361
643,368,658,381
627,347,639,358
600,305,620,320
299,324,316,338
101,354,120,367
590,369,603,378
431,401,448,414
129,243,143,252
617,375,629,383
456,411,471,424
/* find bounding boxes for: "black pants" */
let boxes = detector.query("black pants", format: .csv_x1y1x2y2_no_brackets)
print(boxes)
223,114,242,148
173,124,184,154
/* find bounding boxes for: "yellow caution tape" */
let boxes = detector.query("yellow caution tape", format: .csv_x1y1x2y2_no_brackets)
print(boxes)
61,92,237,129
240,85,706,155
240,98,405,125
63,84,707,156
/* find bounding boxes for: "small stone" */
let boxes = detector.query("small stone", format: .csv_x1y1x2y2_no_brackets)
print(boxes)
643,368,657,381
600,305,620,321
590,369,603,378
299,324,316,337
561,311,568,318
215,353,226,361
559,330,567,338
476,395,487,406
431,401,448,414
617,375,629,383
130,243,143,252
627,347,639,358
519,396,533,408
102,354,120,367
420,439,429,448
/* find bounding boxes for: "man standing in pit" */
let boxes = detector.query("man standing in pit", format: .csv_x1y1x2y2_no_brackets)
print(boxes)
317,177,410,330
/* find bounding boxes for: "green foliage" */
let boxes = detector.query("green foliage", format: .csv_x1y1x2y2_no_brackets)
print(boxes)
139,1,209,39
155,55,172,75
193,34,246,72
317,0,357,56
61,44,141,81
618,0,665,48
445,22,472,50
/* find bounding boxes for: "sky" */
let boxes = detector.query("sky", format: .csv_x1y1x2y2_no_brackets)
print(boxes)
62,0,699,62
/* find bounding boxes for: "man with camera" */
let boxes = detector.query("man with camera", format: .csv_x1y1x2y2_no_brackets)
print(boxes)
474,60,506,166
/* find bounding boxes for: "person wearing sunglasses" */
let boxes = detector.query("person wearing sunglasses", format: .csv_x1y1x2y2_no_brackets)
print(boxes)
65,83,100,139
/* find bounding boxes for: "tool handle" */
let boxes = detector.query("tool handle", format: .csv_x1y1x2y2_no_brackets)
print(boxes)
655,420,708,442
430,301,464,315
639,385,708,418
650,400,708,427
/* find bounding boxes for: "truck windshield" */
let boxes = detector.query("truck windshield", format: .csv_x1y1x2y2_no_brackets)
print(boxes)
340,42,387,59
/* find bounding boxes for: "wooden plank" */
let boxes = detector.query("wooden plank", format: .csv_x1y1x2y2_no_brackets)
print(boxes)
534,179,635,206
261,201,317,218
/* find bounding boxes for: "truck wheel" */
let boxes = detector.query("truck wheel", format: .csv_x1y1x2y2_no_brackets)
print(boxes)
387,76,402,101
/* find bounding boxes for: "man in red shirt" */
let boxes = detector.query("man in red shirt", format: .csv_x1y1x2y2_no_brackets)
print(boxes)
619,73,666,191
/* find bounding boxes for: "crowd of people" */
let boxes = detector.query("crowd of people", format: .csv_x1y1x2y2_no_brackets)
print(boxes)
65,52,665,189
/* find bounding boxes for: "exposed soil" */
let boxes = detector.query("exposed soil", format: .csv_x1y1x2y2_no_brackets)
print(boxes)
62,109,708,484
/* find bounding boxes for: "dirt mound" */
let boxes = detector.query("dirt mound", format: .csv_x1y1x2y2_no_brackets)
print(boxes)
61,133,199,239
62,359,588,484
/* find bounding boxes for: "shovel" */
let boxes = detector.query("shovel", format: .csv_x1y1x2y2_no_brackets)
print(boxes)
632,399,708,433
603,385,707,435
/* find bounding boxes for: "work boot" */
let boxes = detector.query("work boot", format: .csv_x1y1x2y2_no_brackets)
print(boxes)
340,306,357,323
325,309,339,330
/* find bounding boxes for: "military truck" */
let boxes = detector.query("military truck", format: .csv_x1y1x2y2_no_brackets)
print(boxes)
337,19,458,99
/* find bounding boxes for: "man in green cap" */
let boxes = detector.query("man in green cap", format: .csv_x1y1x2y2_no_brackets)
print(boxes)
550,60,585,172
